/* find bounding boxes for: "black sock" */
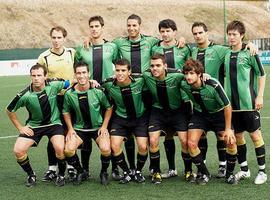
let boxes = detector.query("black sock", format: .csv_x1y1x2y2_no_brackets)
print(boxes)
125,137,136,170
81,149,91,172
198,137,208,161
181,151,192,173
164,139,175,170
101,154,111,173
111,155,118,171
136,153,148,172
255,145,266,173
191,152,209,176
114,152,129,173
237,144,248,171
17,156,34,176
47,141,57,166
66,153,83,173
226,153,237,178
217,140,226,166
57,158,67,176
150,150,160,173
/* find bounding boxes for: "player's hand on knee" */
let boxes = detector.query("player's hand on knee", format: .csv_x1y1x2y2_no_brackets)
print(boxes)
19,126,34,136
224,129,236,145
98,127,109,137
66,129,77,141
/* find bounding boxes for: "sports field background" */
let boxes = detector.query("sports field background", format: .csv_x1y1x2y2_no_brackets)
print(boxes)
0,68,269,200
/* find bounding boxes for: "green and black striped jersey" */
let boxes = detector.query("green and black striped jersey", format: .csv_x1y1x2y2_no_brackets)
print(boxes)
181,78,230,113
113,35,159,73
224,48,265,111
75,41,118,83
7,80,67,128
63,84,111,131
192,42,229,86
102,75,147,119
152,43,191,70
143,69,184,110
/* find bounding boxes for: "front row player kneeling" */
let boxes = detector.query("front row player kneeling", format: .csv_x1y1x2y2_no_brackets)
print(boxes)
63,61,113,185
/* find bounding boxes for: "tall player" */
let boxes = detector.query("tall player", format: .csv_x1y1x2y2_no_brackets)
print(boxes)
191,22,256,178
75,16,121,180
225,20,267,184
151,19,192,180
37,26,78,181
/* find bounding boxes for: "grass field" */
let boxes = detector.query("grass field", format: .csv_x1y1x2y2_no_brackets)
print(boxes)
0,70,270,200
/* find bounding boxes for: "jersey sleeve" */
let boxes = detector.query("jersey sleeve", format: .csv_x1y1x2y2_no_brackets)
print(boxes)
62,92,71,114
96,89,112,109
216,45,230,62
37,54,46,66
74,44,84,63
6,90,27,112
213,80,230,107
250,54,265,77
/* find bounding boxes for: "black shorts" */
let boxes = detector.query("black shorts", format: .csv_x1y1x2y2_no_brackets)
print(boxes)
188,110,225,133
110,113,149,138
232,111,261,133
148,108,188,133
76,130,98,150
19,124,64,146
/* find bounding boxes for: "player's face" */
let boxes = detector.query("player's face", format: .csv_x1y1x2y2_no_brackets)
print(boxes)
184,70,201,85
159,27,176,43
150,59,167,79
127,19,141,40
51,30,65,50
115,65,131,84
227,29,244,47
192,26,208,45
31,68,46,90
75,66,89,86
89,20,103,39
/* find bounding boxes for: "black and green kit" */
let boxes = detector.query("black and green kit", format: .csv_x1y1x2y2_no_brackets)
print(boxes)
224,48,265,111
7,80,66,128
181,78,230,113
102,75,146,118
63,84,112,131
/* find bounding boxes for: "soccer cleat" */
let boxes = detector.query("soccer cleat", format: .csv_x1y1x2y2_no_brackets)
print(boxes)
216,166,226,178
100,171,109,185
225,175,238,185
196,174,210,185
26,173,36,187
129,169,136,180
185,171,196,183
134,171,145,183
42,170,57,182
152,172,162,184
112,169,123,181
55,175,65,187
161,169,178,179
254,171,267,185
149,168,154,178
119,172,132,184
67,168,77,181
73,173,84,185
235,169,251,181
81,170,90,181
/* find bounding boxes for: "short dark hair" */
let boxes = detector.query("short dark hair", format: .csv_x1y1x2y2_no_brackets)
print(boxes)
191,22,208,32
127,14,141,25
88,15,104,27
151,54,166,65
183,58,204,75
158,19,177,31
115,59,131,70
50,26,67,37
30,64,48,76
74,61,89,73
226,20,246,36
